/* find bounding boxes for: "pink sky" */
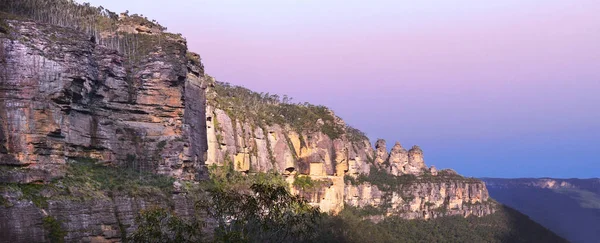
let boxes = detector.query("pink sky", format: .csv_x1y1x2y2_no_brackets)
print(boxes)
80,0,600,177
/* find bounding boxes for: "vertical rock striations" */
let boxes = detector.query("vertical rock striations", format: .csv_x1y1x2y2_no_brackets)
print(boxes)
374,139,388,164
1,9,208,242
389,142,408,175
0,16,208,183
0,1,496,241
207,83,496,218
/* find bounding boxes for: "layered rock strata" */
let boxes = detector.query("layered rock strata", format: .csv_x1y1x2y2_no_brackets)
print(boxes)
0,4,496,242
0,17,208,183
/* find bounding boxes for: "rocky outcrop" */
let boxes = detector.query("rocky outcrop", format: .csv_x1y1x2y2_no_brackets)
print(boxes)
389,142,408,175
0,12,209,242
0,189,196,242
345,179,495,219
407,145,426,174
0,17,208,183
374,139,388,164
0,2,498,241
206,86,496,217
205,95,374,212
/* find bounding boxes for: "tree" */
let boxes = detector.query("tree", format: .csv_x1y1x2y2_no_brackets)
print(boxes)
198,183,321,243
128,207,202,243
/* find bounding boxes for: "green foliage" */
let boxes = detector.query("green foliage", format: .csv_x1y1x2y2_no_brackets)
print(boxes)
0,0,188,104
345,125,368,144
16,183,48,208
198,183,321,243
128,207,201,243
42,216,66,243
63,158,175,198
0,158,175,207
0,14,11,34
0,0,168,42
185,52,201,65
313,205,568,243
351,205,387,216
357,166,417,192
207,163,287,193
157,140,167,150
293,176,330,192
344,175,358,185
0,179,49,208
0,194,10,207
210,81,349,140
357,166,481,193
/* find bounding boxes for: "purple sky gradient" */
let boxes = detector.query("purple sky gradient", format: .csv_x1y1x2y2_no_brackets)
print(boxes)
78,0,600,178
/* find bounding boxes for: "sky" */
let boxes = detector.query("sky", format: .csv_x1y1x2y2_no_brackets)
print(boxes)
77,0,600,178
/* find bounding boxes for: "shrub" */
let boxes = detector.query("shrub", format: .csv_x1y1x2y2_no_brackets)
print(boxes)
42,216,66,243
199,183,321,243
128,207,201,243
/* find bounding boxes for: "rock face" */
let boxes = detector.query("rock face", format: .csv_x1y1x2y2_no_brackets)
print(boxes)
206,83,496,217
205,94,374,212
0,190,196,242
374,139,388,164
389,142,408,175
0,2,497,242
0,12,208,242
0,18,208,183
407,145,426,174
345,179,495,219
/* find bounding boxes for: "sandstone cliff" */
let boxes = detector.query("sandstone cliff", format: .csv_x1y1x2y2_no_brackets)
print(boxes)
206,81,496,217
1,5,208,242
0,10,208,183
0,1,496,242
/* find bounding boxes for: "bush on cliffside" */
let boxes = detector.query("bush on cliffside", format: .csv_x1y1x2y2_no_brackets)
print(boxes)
129,207,202,243
198,183,321,243
42,216,67,243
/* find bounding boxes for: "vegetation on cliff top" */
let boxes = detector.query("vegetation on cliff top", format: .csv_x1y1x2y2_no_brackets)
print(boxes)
0,0,190,103
346,166,482,192
209,81,367,142
0,0,169,42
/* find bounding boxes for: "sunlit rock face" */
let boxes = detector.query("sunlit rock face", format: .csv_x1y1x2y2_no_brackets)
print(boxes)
205,99,375,213
407,145,427,175
206,95,496,217
344,180,495,219
374,139,388,164
0,19,208,183
0,5,498,242
389,142,408,175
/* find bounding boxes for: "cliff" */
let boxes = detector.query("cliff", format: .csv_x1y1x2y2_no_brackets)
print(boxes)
1,4,208,242
206,81,496,218
0,9,208,183
0,1,498,242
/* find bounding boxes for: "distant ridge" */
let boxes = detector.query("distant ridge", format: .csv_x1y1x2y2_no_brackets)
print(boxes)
482,177,600,243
